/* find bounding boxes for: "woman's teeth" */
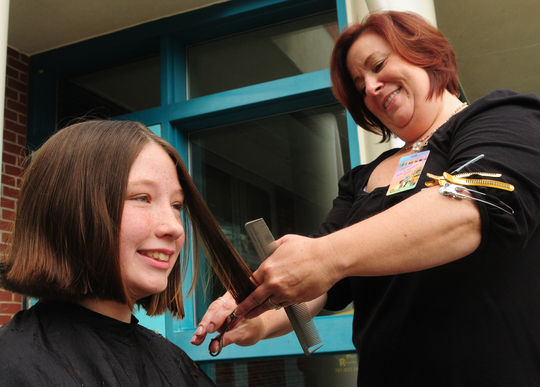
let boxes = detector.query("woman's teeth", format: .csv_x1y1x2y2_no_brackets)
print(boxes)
143,251,170,261
384,88,401,108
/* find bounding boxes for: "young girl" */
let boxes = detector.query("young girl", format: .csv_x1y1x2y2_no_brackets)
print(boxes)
0,120,237,386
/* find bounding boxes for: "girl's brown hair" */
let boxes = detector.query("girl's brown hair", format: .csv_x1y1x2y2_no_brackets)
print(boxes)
330,11,460,141
0,120,254,318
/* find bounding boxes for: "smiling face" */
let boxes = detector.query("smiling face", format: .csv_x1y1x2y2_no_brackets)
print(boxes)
119,142,185,301
346,31,444,142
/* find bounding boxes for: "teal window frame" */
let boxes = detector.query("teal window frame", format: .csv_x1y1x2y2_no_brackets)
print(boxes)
28,0,356,362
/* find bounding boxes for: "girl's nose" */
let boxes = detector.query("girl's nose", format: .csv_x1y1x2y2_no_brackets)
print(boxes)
155,206,184,240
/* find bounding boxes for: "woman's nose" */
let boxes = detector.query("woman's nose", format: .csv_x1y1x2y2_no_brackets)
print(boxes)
364,75,383,95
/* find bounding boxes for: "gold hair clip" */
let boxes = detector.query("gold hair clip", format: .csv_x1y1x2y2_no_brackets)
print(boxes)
425,172,514,192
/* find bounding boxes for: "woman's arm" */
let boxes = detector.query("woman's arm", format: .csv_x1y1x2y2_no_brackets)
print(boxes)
236,185,481,318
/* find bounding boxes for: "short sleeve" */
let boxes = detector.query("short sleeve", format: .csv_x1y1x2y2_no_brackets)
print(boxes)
442,90,540,251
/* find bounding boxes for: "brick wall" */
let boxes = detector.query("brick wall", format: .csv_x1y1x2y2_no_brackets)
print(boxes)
0,47,29,326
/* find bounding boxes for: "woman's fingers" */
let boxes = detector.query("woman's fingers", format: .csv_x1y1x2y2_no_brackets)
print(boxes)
190,292,237,345
236,234,339,318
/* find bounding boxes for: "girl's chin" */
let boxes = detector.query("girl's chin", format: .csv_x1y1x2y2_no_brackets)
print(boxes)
130,284,168,300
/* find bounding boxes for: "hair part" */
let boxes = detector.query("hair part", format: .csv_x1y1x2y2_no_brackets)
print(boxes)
330,11,460,141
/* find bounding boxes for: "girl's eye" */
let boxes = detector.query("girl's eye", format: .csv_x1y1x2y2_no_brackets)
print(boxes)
133,195,150,203
172,203,184,213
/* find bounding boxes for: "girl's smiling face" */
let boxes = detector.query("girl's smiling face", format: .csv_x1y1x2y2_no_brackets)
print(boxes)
346,31,444,143
119,142,185,301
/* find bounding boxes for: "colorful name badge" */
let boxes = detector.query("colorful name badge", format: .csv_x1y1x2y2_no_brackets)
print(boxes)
387,150,430,196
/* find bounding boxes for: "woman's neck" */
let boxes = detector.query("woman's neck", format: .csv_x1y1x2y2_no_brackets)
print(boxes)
79,298,132,323
403,91,467,151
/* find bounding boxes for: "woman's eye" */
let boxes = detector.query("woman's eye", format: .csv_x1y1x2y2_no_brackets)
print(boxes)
374,59,385,72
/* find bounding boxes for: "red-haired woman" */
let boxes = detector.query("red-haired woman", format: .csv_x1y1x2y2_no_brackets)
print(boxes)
193,11,540,385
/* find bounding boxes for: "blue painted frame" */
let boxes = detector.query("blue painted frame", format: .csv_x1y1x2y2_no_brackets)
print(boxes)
27,0,356,363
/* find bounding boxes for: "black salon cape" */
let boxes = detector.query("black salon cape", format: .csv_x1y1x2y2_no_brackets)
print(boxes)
0,301,215,386
321,90,540,386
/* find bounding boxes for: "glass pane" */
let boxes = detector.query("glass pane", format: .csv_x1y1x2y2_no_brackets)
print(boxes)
187,11,338,98
190,104,350,305
204,353,358,387
57,55,160,127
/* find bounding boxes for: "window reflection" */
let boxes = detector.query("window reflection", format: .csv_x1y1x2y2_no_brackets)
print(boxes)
57,55,160,127
187,11,338,98
189,104,350,304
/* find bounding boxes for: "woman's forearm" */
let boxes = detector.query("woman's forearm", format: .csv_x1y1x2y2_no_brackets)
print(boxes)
329,186,482,277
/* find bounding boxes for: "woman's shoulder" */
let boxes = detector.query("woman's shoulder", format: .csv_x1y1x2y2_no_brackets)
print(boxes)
446,89,540,138
468,89,540,112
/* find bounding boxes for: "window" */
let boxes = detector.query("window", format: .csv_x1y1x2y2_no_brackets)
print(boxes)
187,11,338,98
56,54,160,127
29,1,357,385
190,104,350,308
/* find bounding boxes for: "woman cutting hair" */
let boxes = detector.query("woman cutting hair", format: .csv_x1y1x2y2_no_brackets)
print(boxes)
0,120,252,386
192,11,540,385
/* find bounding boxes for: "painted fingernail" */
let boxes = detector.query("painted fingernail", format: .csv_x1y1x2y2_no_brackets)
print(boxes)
195,325,203,335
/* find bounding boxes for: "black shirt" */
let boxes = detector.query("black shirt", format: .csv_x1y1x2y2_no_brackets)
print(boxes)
0,301,215,386
322,90,540,386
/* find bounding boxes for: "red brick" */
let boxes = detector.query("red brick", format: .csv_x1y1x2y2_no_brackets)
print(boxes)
18,114,27,125
0,291,14,301
7,56,28,73
2,153,16,165
1,197,15,209
3,142,25,156
4,109,18,122
19,93,28,106
3,129,16,143
0,302,22,314
17,134,27,147
7,99,26,113
2,174,16,186
7,46,19,59
2,186,20,199
2,209,15,221
12,294,23,303
4,87,17,100
19,72,28,84
0,314,12,325
6,77,26,93
5,65,18,80
4,120,26,135
0,220,13,231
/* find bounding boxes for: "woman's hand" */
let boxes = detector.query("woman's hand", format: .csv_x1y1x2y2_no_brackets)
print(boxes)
190,292,266,352
236,234,341,319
